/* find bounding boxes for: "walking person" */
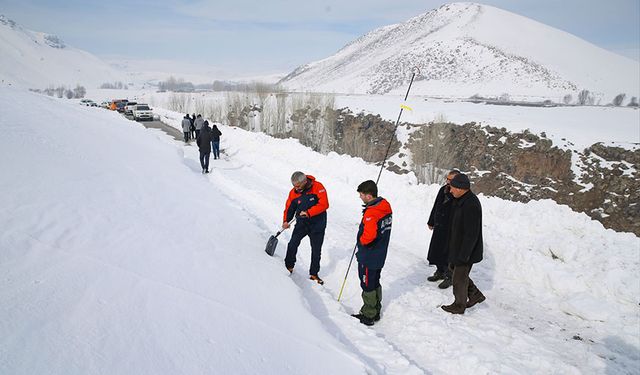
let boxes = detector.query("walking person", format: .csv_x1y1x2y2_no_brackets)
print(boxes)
441,173,486,315
426,169,460,289
181,114,191,143
196,121,214,173
190,113,196,140
210,124,222,160
282,172,329,284
194,114,205,139
351,180,392,326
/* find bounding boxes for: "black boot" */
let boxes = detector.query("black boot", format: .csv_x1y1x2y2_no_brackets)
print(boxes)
466,292,486,308
441,302,465,314
438,274,452,289
351,313,375,326
427,270,445,282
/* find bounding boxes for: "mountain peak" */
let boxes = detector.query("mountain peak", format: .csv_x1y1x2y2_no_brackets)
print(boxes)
280,3,639,99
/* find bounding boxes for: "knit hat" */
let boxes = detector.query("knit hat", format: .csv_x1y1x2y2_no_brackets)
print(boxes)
450,173,470,189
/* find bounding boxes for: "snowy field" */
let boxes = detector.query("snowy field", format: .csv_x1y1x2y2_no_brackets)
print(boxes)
1,87,639,374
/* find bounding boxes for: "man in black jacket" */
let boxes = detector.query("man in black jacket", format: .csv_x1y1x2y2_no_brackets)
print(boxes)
426,169,459,289
441,173,486,314
196,121,214,173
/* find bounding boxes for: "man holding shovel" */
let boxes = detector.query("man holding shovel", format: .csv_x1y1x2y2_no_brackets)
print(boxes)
282,171,329,285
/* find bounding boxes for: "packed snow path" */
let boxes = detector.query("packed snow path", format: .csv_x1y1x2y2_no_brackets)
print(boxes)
157,108,639,374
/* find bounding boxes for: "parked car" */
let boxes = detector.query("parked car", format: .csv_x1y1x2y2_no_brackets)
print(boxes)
132,104,153,121
100,101,110,108
124,101,138,116
114,99,128,112
80,99,97,107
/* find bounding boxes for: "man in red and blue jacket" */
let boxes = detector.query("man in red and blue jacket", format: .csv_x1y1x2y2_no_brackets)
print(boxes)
282,172,329,284
351,180,392,326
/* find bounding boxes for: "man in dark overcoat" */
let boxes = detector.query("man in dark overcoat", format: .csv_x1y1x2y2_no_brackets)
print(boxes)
442,173,486,314
426,169,459,289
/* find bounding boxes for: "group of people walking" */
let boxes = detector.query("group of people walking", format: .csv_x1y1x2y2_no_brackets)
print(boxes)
181,114,222,173
280,169,485,327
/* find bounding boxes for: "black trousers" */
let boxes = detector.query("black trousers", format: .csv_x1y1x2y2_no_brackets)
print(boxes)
199,151,210,171
285,223,325,276
450,264,481,306
183,132,189,142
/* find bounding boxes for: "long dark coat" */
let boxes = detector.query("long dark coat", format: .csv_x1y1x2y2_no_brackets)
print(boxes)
427,185,453,265
447,190,483,266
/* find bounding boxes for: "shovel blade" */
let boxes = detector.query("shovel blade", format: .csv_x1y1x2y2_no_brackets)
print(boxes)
265,235,278,256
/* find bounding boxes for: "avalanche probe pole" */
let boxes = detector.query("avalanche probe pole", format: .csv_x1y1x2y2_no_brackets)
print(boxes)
337,68,419,302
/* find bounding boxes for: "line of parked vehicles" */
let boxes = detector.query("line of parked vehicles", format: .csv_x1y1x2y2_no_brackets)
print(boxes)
79,98,155,121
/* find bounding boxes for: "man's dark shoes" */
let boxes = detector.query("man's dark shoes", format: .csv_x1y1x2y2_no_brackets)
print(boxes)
441,303,465,314
427,270,445,282
466,293,486,308
309,275,324,285
351,313,375,326
438,275,452,289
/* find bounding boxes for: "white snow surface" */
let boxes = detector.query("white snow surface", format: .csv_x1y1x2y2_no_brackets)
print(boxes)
1,86,639,374
281,3,640,101
0,15,124,89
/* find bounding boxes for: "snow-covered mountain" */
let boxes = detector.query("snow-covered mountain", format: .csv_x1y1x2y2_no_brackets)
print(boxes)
0,15,124,89
280,2,640,100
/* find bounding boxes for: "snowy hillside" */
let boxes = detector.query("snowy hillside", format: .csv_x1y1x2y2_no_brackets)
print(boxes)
280,2,640,101
0,15,124,88
1,85,638,374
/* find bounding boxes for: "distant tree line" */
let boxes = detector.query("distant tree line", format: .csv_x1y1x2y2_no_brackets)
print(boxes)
100,81,129,90
29,84,86,99
156,76,282,94
469,90,638,108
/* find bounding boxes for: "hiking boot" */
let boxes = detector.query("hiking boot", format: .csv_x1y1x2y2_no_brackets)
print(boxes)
438,276,452,289
373,312,381,322
351,313,374,326
309,275,324,285
466,293,486,308
441,302,465,314
427,270,445,282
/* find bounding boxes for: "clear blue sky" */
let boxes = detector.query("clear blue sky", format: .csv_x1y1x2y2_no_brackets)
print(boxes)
2,0,638,76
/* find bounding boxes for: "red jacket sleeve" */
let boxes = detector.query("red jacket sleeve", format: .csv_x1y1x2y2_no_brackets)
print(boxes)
283,189,297,223
359,213,378,245
306,182,329,217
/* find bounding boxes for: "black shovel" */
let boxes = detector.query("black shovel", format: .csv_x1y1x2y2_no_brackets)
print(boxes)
265,218,295,256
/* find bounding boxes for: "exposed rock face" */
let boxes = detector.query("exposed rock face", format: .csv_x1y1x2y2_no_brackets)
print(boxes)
226,104,638,236
407,122,639,236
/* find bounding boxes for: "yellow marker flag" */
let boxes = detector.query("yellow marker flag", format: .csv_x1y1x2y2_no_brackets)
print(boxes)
400,104,413,111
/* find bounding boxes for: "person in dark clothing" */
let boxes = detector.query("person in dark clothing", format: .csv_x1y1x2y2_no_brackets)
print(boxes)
426,169,460,289
181,114,191,143
210,125,222,159
196,121,214,173
190,114,196,140
441,173,486,315
351,180,392,326
282,172,329,284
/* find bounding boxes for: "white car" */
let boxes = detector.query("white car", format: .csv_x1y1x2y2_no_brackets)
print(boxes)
132,104,153,121
123,101,138,115
80,99,97,107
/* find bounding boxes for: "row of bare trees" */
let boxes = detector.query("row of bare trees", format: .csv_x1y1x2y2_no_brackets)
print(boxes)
30,85,86,99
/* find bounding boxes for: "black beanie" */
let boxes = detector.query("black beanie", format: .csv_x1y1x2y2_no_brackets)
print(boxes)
450,173,470,189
